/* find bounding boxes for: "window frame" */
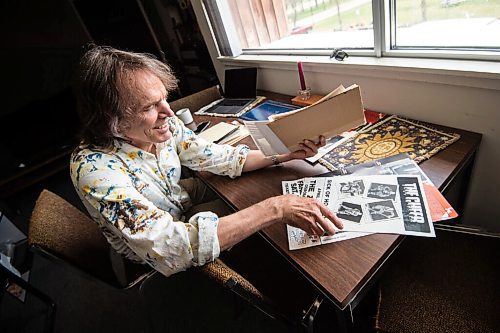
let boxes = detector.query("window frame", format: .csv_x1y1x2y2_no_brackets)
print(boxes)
192,0,500,89
203,0,500,62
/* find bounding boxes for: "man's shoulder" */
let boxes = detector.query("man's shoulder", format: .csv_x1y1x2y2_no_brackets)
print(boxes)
72,144,116,161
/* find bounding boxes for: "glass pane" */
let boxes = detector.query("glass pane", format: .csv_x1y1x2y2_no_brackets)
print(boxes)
225,0,374,51
393,0,500,49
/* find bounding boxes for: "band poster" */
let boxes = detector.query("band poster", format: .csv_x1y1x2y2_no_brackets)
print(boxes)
283,174,435,250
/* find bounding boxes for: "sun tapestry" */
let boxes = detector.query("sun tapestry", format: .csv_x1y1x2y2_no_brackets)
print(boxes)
319,115,461,171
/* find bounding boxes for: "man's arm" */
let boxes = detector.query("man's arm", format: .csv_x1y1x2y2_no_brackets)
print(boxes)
242,136,326,172
71,151,221,276
217,194,343,251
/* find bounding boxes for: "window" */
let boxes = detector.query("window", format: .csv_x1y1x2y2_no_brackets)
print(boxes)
202,0,500,60
391,0,500,50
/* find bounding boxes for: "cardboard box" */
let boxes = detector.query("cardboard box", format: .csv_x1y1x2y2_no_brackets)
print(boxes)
278,85,365,152
244,84,365,156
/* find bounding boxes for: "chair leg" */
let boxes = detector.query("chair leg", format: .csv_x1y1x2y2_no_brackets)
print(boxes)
0,265,56,333
137,272,161,333
301,296,323,333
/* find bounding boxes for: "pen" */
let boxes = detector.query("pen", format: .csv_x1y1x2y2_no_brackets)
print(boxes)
215,126,239,144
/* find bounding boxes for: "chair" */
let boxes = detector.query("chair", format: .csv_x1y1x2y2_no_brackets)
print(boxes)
28,189,155,290
27,190,158,332
28,190,301,330
169,85,221,113
196,258,294,325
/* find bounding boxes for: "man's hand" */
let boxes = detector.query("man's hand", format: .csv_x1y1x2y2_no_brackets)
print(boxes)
271,194,343,236
286,135,326,160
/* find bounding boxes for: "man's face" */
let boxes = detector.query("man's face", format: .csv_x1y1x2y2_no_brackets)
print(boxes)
122,70,175,152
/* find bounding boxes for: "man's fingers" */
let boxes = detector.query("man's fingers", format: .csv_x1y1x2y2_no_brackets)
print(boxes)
309,221,325,236
306,140,320,154
319,135,326,147
316,216,336,235
319,204,344,230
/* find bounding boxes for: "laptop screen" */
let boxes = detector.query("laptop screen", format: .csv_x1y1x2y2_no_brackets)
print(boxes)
224,67,257,99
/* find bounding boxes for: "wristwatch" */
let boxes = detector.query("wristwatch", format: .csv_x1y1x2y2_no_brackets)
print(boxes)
271,155,282,166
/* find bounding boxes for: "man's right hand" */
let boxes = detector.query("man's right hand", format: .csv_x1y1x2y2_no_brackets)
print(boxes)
270,194,343,236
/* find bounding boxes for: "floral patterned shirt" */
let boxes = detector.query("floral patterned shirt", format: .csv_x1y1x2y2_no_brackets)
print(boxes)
70,116,249,276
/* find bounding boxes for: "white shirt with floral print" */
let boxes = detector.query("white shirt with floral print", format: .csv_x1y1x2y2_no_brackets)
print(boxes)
70,116,249,276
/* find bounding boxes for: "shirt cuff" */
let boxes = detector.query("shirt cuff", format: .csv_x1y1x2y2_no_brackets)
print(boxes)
190,212,220,265
230,144,250,178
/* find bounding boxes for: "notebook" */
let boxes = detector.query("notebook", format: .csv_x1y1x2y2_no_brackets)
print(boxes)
198,122,240,143
196,67,260,116
239,100,300,121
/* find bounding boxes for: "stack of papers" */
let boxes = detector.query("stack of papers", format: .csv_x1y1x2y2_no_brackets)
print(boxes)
283,173,435,250
199,121,249,145
199,122,239,143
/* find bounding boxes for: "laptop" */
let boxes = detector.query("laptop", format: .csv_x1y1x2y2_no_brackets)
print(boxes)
197,67,258,116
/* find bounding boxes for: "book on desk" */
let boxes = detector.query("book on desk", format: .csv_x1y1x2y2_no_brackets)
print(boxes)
239,100,300,121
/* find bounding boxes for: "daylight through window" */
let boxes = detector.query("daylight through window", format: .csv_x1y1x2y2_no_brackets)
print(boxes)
204,0,500,60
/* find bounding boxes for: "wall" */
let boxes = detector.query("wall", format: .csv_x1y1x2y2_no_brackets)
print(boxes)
192,2,500,233
0,0,90,116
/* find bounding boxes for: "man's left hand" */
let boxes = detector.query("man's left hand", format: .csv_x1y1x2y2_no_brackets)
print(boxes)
286,135,326,160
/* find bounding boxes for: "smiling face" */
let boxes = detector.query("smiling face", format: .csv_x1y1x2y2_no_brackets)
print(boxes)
121,70,175,152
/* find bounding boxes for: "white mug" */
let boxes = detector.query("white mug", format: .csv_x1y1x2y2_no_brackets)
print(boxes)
175,108,197,131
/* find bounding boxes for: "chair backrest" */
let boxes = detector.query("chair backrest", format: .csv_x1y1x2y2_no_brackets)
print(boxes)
169,86,221,113
28,189,153,289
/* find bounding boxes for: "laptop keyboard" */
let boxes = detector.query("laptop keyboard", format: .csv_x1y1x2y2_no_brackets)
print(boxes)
219,98,253,106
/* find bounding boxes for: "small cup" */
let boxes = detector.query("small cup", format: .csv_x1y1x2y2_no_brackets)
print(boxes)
298,87,311,101
175,108,197,131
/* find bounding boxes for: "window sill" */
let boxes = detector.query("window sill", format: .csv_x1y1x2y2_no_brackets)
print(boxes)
217,54,500,91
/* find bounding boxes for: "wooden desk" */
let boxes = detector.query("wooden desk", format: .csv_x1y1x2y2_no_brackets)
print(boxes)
194,94,482,329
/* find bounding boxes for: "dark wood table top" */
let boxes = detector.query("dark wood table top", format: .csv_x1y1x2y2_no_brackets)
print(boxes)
194,92,482,309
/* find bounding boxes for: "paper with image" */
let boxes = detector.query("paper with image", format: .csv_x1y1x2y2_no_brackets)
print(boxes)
283,177,371,250
283,174,435,250
328,153,458,222
325,175,434,236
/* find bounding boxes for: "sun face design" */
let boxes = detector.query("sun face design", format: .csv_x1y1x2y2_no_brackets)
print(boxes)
351,131,415,163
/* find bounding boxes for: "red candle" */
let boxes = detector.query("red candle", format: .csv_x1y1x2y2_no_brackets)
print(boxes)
297,61,306,90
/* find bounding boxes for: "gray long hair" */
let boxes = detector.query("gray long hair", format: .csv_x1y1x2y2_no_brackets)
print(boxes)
74,45,178,149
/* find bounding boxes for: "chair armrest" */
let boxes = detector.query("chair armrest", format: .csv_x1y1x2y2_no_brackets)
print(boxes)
198,259,295,325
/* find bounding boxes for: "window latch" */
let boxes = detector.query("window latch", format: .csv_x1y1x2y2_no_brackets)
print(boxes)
330,48,349,61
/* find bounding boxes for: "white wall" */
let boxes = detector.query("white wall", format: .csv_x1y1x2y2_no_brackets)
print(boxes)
192,2,500,232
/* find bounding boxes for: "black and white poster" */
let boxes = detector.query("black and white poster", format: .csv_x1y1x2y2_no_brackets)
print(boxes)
283,174,435,250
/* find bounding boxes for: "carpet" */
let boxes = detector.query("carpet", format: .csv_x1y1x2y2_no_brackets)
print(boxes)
375,226,500,333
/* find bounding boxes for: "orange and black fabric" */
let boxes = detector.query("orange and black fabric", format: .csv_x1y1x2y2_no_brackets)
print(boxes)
320,115,460,171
